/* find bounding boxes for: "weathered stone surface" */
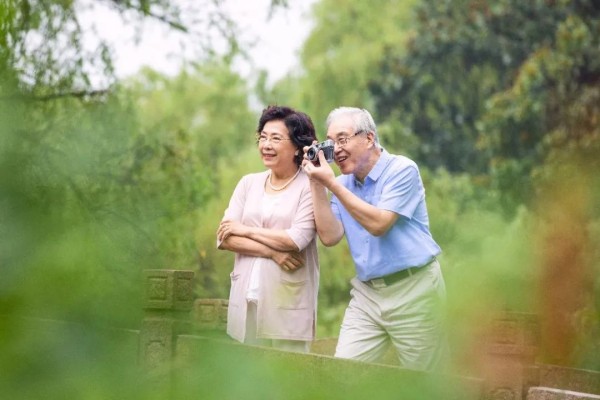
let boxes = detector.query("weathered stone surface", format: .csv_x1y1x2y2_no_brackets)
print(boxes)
139,269,195,378
484,356,525,400
311,337,398,365
139,317,175,370
527,387,600,400
143,269,194,310
192,298,228,331
150,295,600,400
483,312,540,400
488,312,539,355
174,334,484,400
537,365,600,395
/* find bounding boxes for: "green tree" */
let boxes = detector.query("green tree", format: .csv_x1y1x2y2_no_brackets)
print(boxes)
120,63,256,283
369,0,576,174
0,0,284,323
366,0,600,369
0,0,246,97
480,5,600,211
367,1,600,212
263,0,417,131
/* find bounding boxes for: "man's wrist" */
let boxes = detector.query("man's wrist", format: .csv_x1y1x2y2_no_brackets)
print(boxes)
326,179,342,196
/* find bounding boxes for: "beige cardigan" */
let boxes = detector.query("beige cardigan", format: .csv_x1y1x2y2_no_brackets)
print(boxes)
219,169,319,342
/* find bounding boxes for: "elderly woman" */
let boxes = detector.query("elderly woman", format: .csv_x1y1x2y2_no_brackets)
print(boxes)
217,105,319,353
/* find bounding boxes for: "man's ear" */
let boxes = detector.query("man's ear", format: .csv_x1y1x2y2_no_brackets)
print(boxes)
366,131,376,148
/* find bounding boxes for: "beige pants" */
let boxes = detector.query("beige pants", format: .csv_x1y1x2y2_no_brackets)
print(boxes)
334,260,448,371
244,301,310,353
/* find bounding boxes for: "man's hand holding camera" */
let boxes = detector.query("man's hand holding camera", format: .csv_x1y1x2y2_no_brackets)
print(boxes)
306,139,334,164
302,140,336,189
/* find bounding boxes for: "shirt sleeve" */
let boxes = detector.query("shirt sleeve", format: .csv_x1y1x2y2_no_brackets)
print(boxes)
216,176,248,248
330,197,342,221
378,164,423,219
285,185,317,251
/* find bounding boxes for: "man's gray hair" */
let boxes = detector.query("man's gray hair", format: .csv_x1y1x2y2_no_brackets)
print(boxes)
325,107,379,145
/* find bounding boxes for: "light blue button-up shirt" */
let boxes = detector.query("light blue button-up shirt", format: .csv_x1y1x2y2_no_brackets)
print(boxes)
330,149,441,281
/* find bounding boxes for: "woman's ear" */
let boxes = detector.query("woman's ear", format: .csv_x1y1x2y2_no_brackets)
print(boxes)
295,150,300,156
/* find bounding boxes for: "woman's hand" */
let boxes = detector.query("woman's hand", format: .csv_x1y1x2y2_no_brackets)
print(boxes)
217,219,248,242
271,249,304,272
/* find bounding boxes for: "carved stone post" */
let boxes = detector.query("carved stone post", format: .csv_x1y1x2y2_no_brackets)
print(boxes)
139,269,195,378
483,312,539,400
193,298,228,332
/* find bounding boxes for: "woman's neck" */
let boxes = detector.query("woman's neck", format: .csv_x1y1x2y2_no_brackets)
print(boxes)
267,166,301,192
270,165,300,182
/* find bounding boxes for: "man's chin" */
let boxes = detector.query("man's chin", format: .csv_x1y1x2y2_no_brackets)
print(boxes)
336,160,350,174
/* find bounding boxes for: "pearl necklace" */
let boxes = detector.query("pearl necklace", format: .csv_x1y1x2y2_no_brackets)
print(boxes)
268,168,301,191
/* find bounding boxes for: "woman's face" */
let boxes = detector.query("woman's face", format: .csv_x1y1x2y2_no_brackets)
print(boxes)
258,120,297,171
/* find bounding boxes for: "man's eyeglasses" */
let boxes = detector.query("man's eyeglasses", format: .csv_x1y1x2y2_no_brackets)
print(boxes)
333,130,365,147
256,135,292,145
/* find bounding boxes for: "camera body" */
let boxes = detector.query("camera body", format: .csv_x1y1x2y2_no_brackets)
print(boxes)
306,139,335,163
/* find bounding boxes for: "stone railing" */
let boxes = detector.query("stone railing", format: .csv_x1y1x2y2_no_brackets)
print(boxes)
139,270,600,400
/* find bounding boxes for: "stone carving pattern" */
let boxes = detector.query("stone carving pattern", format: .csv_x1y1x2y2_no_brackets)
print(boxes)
148,277,167,300
494,320,517,345
219,302,228,323
176,277,193,301
146,340,168,370
199,304,216,322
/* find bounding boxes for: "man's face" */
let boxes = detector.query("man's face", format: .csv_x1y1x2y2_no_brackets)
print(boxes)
326,115,369,176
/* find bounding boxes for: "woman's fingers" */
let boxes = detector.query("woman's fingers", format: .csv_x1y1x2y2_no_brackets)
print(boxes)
216,226,230,242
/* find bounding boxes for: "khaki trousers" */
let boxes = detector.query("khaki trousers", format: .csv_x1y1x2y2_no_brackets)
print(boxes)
334,260,448,371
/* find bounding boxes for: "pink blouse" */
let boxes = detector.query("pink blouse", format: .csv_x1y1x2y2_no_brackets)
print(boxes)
219,169,319,342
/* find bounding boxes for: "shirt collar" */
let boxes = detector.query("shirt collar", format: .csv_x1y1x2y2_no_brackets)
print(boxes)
354,148,391,185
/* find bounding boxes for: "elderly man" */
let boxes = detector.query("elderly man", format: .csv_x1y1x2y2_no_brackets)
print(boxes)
302,107,447,370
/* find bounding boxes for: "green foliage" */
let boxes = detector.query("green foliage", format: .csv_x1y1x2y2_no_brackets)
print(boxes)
1,87,144,325
368,0,599,219
0,0,246,97
176,339,474,400
481,9,600,209
194,148,265,299
315,238,354,337
0,56,267,399
370,0,574,174
1,0,114,93
119,63,256,271
264,0,418,131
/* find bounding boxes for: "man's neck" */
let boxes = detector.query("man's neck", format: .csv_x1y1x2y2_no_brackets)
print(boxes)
354,148,382,183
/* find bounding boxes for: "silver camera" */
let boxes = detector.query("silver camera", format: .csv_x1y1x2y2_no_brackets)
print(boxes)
306,139,335,163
